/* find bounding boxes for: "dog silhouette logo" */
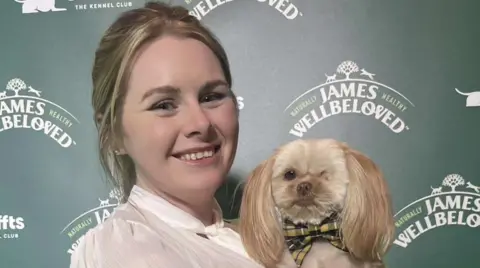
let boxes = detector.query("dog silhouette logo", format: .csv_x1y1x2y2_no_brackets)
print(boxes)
455,88,480,107
14,0,66,14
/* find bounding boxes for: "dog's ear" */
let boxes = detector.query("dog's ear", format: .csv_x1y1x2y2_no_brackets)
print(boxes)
339,147,395,262
238,158,285,268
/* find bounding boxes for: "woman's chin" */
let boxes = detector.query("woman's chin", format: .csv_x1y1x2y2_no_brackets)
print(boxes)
187,173,225,190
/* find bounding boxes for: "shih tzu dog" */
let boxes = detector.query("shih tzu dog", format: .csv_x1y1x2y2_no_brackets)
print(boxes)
238,139,395,268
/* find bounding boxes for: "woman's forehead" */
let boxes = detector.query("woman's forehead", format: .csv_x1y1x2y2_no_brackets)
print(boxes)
126,36,226,99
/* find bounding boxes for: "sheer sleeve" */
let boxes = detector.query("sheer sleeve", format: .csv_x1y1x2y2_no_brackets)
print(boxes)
69,218,187,268
70,203,264,268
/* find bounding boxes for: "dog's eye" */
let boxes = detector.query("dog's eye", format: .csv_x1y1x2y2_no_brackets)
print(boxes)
319,170,328,180
284,170,296,180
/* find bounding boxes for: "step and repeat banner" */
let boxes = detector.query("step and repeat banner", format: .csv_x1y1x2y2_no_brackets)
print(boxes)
1,0,479,267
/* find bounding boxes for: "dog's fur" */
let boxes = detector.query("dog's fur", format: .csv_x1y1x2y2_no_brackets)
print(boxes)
238,139,395,268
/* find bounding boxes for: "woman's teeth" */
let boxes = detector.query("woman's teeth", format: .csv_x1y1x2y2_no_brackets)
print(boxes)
179,150,214,160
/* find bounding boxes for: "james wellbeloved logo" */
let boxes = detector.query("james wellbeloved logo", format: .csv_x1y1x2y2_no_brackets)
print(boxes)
284,60,415,137
394,173,480,248
0,78,78,148
0,215,25,240
186,0,302,20
60,189,122,255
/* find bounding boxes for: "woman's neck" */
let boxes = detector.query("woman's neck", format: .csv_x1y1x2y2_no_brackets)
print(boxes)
179,198,216,226
136,181,217,226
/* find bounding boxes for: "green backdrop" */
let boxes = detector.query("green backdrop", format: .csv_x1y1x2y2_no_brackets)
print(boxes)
0,0,479,267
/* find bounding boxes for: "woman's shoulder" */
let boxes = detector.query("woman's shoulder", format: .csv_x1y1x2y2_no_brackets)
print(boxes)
79,204,154,241
78,209,155,244
69,205,166,268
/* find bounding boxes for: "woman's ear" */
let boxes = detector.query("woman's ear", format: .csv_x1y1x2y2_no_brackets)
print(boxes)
97,112,127,155
95,113,103,125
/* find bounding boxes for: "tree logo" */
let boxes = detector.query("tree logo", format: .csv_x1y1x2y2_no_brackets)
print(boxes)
0,78,79,148
59,188,123,255
185,0,303,21
284,60,415,137
393,173,480,249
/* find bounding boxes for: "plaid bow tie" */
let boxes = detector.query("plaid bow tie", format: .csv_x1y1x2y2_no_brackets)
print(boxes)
283,215,348,267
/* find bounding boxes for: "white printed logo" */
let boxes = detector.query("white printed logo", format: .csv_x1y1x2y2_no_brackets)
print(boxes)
237,96,245,110
186,0,302,21
0,215,25,240
14,0,133,13
14,0,66,13
60,189,122,255
0,78,79,148
455,88,480,107
284,60,415,137
393,174,480,249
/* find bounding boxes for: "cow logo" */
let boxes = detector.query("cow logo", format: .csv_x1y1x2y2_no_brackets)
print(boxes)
14,0,133,13
455,88,480,107
0,215,25,240
393,173,480,249
284,60,415,137
0,78,79,148
60,189,122,255
186,0,302,21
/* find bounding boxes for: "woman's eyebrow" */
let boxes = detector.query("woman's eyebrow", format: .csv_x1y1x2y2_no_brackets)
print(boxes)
141,79,228,102
141,85,180,102
198,80,229,93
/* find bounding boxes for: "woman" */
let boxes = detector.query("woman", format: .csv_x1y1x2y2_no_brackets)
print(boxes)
70,2,263,267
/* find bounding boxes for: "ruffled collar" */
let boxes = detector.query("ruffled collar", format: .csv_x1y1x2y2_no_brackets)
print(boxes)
128,185,225,235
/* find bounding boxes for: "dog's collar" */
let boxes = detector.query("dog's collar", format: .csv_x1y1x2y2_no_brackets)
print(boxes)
282,213,347,267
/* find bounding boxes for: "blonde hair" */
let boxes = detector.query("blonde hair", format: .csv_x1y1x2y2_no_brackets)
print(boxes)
92,1,234,202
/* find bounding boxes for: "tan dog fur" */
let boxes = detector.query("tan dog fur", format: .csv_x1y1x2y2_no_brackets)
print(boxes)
238,139,395,268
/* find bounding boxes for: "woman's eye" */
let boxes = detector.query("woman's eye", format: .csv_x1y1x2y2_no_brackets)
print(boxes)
201,92,225,103
150,100,176,111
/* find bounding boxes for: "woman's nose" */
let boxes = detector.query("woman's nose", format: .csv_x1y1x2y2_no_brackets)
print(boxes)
182,104,212,139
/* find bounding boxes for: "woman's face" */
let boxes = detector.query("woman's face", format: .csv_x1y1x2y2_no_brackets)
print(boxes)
120,36,238,201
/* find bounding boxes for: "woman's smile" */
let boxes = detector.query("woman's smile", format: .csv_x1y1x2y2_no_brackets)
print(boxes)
172,144,222,166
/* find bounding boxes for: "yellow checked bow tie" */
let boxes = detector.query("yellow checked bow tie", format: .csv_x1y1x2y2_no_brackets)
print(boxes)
283,216,348,267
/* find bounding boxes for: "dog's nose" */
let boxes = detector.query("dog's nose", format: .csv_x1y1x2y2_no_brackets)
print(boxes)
296,182,312,196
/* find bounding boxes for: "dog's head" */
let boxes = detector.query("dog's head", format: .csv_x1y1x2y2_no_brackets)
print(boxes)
238,139,395,266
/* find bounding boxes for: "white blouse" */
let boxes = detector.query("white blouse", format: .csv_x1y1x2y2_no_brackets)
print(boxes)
70,185,264,268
